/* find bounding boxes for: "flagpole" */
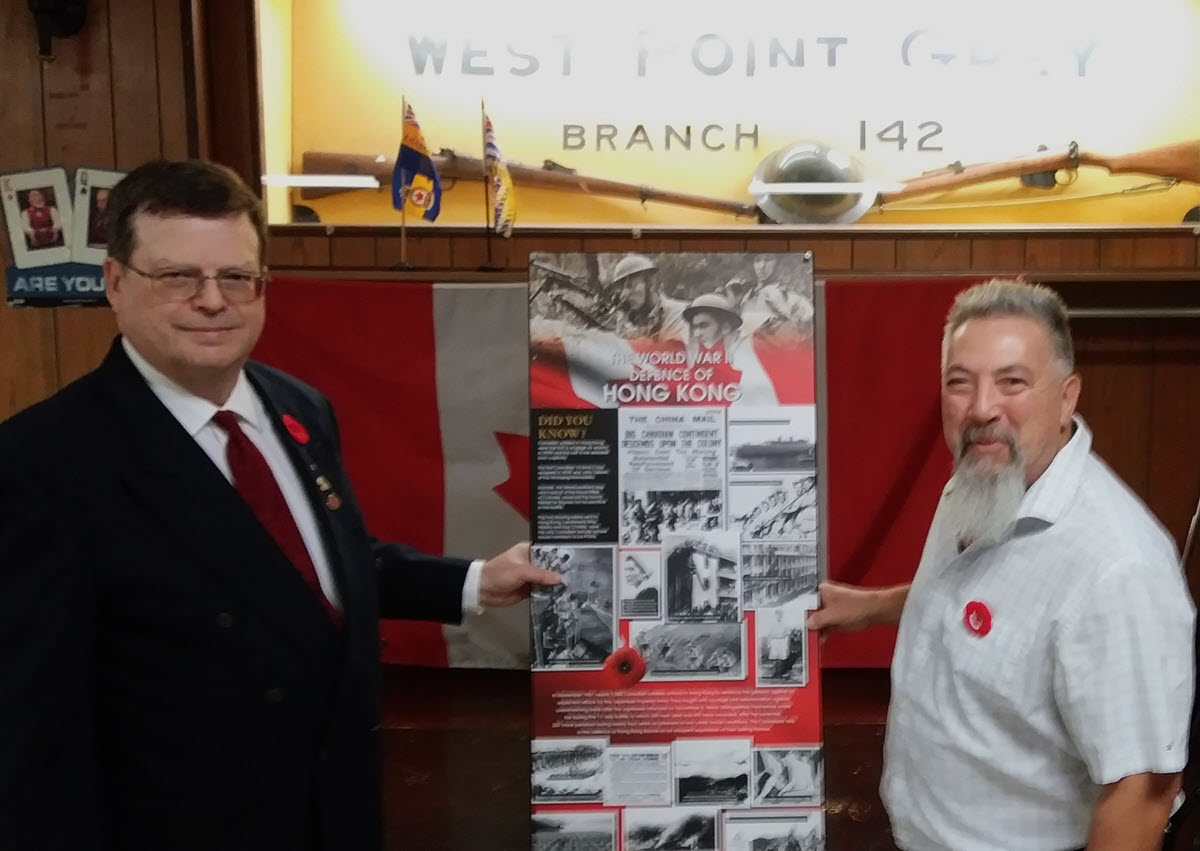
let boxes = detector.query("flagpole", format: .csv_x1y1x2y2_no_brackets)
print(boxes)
399,96,409,268
480,98,497,270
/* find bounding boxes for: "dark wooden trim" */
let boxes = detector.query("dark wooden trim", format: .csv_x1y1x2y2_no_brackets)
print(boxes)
263,225,1200,291
269,268,529,283
267,222,1200,239
194,0,260,191
179,0,201,158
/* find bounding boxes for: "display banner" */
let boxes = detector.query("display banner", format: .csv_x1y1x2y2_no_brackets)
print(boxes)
1,167,120,306
529,253,825,850
274,0,1200,226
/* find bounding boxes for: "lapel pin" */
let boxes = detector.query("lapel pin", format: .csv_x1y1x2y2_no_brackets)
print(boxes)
326,493,342,511
963,600,992,637
316,475,332,493
282,413,310,445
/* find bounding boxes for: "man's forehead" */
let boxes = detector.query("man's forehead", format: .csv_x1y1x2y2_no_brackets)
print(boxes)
946,315,1053,363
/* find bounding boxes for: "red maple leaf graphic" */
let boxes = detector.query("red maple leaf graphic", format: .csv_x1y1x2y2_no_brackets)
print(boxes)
493,431,530,520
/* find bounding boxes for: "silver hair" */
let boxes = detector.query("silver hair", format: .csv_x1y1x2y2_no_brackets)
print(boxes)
942,278,1075,375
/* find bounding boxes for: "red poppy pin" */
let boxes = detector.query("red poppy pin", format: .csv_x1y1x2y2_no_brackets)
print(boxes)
963,600,992,637
282,414,310,445
603,645,647,689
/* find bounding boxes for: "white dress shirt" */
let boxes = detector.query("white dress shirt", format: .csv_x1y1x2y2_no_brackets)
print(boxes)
883,417,1196,851
122,339,483,615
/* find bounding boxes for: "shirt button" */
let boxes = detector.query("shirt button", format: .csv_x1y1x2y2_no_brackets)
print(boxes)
216,612,235,629
265,687,285,703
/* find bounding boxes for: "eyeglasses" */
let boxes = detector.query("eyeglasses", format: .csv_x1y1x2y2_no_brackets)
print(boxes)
123,261,267,304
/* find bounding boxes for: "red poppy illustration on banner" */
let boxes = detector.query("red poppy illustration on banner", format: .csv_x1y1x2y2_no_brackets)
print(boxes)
529,253,826,850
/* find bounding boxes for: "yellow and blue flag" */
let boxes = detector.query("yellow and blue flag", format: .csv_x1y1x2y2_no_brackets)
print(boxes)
484,115,516,237
393,103,442,221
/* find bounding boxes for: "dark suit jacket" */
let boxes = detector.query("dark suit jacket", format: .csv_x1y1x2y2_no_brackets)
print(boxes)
0,340,471,851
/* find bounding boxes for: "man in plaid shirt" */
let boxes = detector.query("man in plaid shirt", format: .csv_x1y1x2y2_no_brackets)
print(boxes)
810,279,1195,851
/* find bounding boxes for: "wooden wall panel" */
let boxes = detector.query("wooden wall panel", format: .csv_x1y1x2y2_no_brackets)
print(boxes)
0,1,193,422
793,238,852,271
1072,319,1155,496
851,237,897,272
40,3,114,168
110,0,164,167
375,234,454,269
896,236,971,271
1101,235,1196,270
266,234,331,268
329,236,377,268
448,233,496,269
970,237,1024,271
1025,235,1100,271
0,5,61,416
677,236,745,254
153,0,191,158
43,0,120,387
1147,320,1200,552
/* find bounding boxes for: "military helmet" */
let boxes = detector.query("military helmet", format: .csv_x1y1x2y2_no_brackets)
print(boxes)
611,254,657,285
683,292,743,329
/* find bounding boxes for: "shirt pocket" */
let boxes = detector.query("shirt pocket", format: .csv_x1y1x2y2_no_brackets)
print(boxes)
942,601,1037,714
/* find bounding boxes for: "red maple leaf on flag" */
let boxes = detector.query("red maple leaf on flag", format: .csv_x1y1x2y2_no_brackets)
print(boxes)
493,432,530,520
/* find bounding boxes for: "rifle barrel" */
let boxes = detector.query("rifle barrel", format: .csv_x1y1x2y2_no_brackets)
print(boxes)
881,139,1200,205
301,150,759,218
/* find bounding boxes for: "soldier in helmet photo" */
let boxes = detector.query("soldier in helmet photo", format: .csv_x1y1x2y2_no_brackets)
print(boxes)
683,290,777,405
683,292,746,364
725,254,814,341
603,253,688,342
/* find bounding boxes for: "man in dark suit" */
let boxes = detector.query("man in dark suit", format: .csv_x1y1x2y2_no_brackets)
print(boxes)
0,159,558,851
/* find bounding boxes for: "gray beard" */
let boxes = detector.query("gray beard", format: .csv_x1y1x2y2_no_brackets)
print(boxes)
942,439,1027,550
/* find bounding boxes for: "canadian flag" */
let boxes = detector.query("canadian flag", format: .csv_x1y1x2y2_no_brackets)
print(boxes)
254,273,973,669
254,276,532,668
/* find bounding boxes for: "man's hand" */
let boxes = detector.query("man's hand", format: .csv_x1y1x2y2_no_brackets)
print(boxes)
806,581,910,633
479,543,561,608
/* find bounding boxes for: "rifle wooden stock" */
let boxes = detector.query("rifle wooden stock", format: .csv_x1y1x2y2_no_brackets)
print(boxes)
881,140,1200,204
300,150,759,218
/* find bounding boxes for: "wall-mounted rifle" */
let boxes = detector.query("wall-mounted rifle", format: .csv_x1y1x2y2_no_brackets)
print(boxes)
301,149,759,218
302,138,1200,225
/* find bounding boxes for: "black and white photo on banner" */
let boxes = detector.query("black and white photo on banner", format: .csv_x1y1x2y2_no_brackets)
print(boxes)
662,530,741,624
727,406,816,475
624,806,718,851
673,737,752,806
619,549,662,619
619,406,725,545
531,811,616,851
629,621,745,682
531,737,607,804
530,545,615,669
753,746,824,806
756,594,811,688
742,540,819,610
722,808,825,851
728,474,818,542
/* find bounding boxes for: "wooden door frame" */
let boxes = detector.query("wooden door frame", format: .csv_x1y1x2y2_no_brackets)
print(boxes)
187,0,262,191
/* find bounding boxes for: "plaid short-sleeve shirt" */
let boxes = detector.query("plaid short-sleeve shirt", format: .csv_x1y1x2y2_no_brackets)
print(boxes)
882,418,1195,851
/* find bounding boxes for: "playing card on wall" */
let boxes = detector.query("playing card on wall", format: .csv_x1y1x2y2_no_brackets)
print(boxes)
1,167,74,269
70,168,124,266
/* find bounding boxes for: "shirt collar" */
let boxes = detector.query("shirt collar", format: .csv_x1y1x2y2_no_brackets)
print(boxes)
1016,414,1091,526
121,337,263,437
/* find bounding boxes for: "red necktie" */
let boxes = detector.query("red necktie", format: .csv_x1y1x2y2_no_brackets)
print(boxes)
212,410,342,626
